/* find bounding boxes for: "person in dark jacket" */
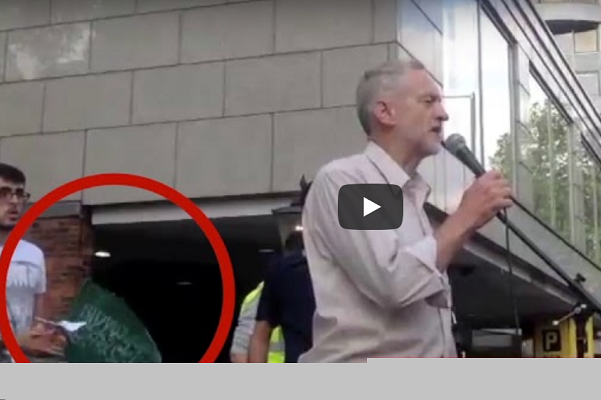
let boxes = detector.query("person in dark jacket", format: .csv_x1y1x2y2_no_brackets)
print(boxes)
248,231,315,363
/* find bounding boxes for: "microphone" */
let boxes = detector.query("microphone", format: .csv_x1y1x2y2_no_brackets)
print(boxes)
442,134,485,178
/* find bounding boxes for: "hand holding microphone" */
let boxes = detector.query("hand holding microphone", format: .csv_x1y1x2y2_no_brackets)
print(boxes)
443,134,514,231
457,170,514,230
432,134,515,272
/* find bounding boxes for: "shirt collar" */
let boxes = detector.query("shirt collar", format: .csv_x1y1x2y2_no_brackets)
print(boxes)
363,140,432,206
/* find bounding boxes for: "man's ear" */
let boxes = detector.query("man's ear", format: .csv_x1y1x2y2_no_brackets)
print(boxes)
373,99,396,130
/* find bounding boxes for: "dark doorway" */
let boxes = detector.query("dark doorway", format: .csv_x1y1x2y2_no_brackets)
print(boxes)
92,259,225,362
90,217,281,362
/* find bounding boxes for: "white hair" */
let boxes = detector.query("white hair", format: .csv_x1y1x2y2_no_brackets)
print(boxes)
355,59,426,135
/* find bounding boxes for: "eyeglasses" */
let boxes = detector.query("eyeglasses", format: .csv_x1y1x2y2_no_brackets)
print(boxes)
0,187,30,203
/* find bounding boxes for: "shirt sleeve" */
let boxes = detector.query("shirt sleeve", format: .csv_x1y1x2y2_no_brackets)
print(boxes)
230,293,259,354
256,265,280,327
303,165,449,310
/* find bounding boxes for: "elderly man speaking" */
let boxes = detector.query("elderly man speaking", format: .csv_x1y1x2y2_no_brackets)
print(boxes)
299,60,513,362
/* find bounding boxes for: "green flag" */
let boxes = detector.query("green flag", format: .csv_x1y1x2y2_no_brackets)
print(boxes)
64,280,162,363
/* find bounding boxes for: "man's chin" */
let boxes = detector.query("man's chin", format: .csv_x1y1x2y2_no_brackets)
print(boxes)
423,141,442,157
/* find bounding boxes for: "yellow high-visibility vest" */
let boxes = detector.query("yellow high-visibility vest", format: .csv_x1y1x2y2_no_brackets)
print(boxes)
242,282,285,363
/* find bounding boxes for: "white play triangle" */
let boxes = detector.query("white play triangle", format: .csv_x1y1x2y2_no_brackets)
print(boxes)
363,197,381,217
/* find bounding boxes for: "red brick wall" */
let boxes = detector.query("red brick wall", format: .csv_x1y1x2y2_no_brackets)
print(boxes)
25,214,93,320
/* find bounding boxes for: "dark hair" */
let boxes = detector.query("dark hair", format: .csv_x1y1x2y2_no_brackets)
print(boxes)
0,163,25,185
284,231,304,251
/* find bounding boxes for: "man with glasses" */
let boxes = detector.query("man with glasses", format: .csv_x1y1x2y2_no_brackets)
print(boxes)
0,163,63,362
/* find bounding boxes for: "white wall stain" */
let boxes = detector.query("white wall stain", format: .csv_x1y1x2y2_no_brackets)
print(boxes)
9,25,90,80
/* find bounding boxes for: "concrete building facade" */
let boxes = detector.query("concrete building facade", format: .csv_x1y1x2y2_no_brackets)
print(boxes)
1,0,601,360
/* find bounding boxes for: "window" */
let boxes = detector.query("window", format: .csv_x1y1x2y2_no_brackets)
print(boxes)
525,73,572,240
579,146,599,260
573,140,601,263
595,160,601,264
571,138,587,251
440,0,601,253
480,10,513,179
442,1,514,179
442,0,480,153
574,28,599,53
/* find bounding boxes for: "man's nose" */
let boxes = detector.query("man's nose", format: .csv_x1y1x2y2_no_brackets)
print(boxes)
8,193,20,205
437,103,449,121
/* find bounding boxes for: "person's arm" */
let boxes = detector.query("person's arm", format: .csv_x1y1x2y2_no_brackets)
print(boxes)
248,321,273,363
230,291,261,363
305,167,455,309
432,210,475,270
304,166,511,310
230,353,247,363
26,252,63,356
249,270,279,363
0,319,62,357
0,252,61,357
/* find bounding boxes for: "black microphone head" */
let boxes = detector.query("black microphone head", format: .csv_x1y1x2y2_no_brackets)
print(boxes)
443,133,486,177
443,133,467,155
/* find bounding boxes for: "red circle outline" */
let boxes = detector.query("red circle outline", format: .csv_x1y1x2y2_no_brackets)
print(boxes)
0,173,235,363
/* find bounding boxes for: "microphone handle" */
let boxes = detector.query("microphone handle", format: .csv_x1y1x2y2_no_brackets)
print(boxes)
453,148,486,178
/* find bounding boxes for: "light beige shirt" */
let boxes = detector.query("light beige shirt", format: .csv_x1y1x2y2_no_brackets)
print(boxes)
299,141,457,362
